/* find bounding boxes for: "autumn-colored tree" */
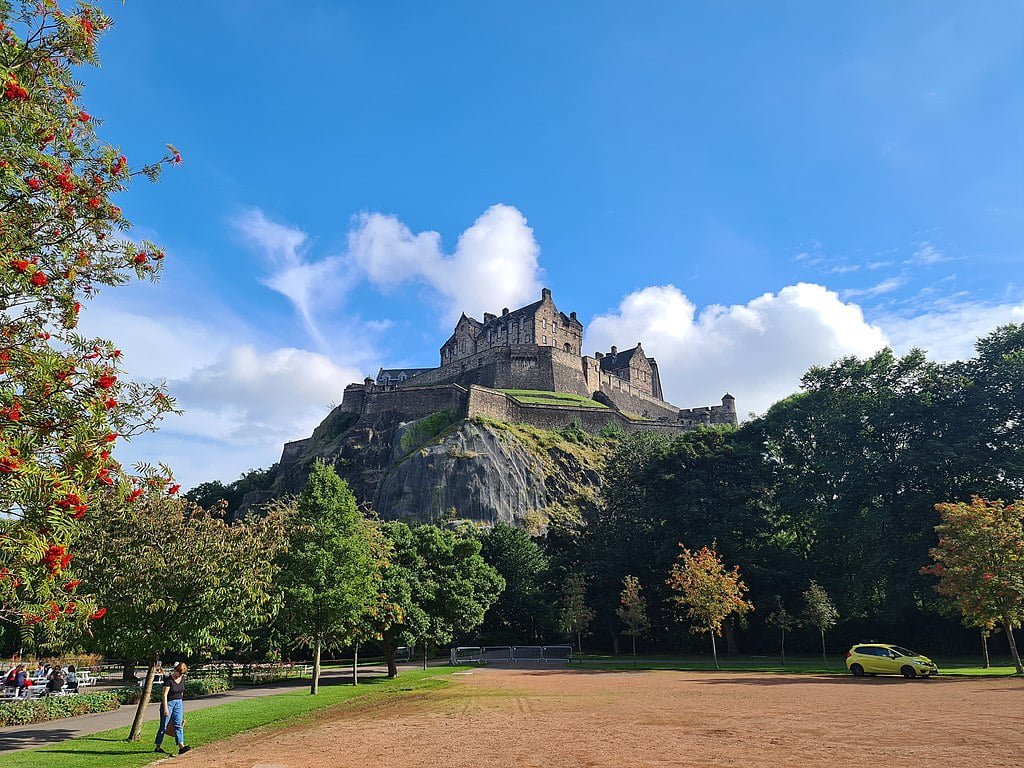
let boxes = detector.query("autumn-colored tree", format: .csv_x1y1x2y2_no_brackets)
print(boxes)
666,545,752,669
802,581,838,667
558,571,596,659
616,575,649,668
766,598,798,666
75,495,285,740
0,1,179,631
922,498,1024,674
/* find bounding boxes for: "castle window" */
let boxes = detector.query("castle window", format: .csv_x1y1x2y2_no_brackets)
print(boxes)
542,335,547,344
563,343,571,353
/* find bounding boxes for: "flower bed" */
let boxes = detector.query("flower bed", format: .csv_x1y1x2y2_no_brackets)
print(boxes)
0,691,120,727
112,675,234,705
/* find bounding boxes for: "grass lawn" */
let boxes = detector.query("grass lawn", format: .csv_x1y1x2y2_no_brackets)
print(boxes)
499,389,608,409
0,668,460,768
574,653,1022,676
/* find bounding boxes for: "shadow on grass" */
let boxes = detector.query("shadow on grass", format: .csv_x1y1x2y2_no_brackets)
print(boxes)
0,728,78,751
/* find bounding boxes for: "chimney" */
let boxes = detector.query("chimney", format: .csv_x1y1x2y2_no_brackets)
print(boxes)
541,288,552,301
502,307,509,316
595,351,603,360
610,345,617,356
484,312,496,323
570,310,577,320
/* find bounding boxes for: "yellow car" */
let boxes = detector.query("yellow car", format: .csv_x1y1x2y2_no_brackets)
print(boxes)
845,644,939,678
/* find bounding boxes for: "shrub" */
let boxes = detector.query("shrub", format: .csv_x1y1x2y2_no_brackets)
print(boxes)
400,410,457,453
0,692,120,727
112,675,234,705
599,421,625,439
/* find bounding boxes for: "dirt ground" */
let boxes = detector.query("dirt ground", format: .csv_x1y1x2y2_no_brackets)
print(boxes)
179,667,1024,768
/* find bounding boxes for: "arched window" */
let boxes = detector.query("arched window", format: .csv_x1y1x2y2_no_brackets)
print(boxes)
563,342,571,353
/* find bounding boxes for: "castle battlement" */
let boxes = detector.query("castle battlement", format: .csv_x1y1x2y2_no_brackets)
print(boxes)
364,288,736,430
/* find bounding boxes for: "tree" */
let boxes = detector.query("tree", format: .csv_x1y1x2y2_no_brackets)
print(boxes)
922,498,1024,674
277,462,379,693
365,522,503,678
75,494,284,740
558,572,595,658
666,545,752,670
766,598,798,666
802,581,838,667
616,575,649,668
0,1,179,630
478,522,553,642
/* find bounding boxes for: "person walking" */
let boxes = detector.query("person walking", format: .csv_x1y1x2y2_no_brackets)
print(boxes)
154,662,191,756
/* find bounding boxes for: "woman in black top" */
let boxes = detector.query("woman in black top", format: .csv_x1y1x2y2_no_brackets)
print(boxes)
154,662,191,755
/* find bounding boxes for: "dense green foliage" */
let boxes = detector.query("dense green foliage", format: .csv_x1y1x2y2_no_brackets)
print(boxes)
183,465,277,519
277,461,379,693
477,523,553,643
536,325,1024,657
0,691,120,727
369,522,503,676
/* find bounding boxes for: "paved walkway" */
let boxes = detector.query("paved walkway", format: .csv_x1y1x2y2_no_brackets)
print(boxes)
0,665,398,753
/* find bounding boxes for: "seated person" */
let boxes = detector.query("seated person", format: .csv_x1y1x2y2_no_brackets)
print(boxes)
65,665,79,693
45,670,65,695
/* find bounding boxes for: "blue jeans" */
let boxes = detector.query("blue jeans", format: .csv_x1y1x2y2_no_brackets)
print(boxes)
155,698,184,747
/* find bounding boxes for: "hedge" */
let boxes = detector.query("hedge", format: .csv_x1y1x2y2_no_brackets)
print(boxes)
112,675,234,705
0,692,120,727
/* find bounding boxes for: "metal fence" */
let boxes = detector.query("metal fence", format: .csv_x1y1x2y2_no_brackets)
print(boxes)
450,645,573,665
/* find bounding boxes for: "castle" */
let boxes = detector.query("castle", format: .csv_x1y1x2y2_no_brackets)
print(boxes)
340,288,736,434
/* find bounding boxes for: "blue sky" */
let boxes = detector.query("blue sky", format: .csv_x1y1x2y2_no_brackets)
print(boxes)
76,1,1023,489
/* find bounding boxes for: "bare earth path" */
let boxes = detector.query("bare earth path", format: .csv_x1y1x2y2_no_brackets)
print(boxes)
177,667,1024,768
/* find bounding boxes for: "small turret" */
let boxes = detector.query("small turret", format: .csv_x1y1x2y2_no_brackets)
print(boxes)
541,287,552,301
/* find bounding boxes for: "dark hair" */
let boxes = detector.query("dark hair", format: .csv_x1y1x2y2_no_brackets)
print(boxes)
67,665,76,672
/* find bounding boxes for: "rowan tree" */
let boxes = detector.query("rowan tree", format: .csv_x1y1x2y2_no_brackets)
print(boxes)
766,598,798,666
616,574,649,667
802,581,838,666
277,462,379,694
75,494,285,740
558,571,596,658
0,1,179,630
922,497,1024,674
666,545,752,670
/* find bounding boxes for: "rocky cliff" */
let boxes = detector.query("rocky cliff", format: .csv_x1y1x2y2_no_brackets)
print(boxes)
241,405,610,528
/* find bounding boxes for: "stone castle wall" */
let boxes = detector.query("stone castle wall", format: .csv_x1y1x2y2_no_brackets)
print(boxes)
340,380,722,438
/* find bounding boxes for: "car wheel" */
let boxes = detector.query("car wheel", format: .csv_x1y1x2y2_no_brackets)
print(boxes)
901,666,916,679
850,664,864,677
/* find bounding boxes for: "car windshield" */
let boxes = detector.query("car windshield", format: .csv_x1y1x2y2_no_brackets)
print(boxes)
890,646,918,657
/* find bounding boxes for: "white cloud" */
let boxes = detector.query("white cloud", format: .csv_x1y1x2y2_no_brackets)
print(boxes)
586,283,889,416
906,241,949,265
233,209,351,346
843,277,906,299
348,204,543,323
879,300,1024,361
115,343,364,491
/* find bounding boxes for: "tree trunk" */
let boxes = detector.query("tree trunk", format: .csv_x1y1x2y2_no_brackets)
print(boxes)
610,626,620,654
383,640,398,678
127,657,158,742
710,630,719,670
631,633,637,668
352,642,359,686
981,630,990,669
1003,614,1023,675
311,637,322,695
780,628,786,667
820,629,827,667
576,631,582,662
122,660,137,684
422,642,428,671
